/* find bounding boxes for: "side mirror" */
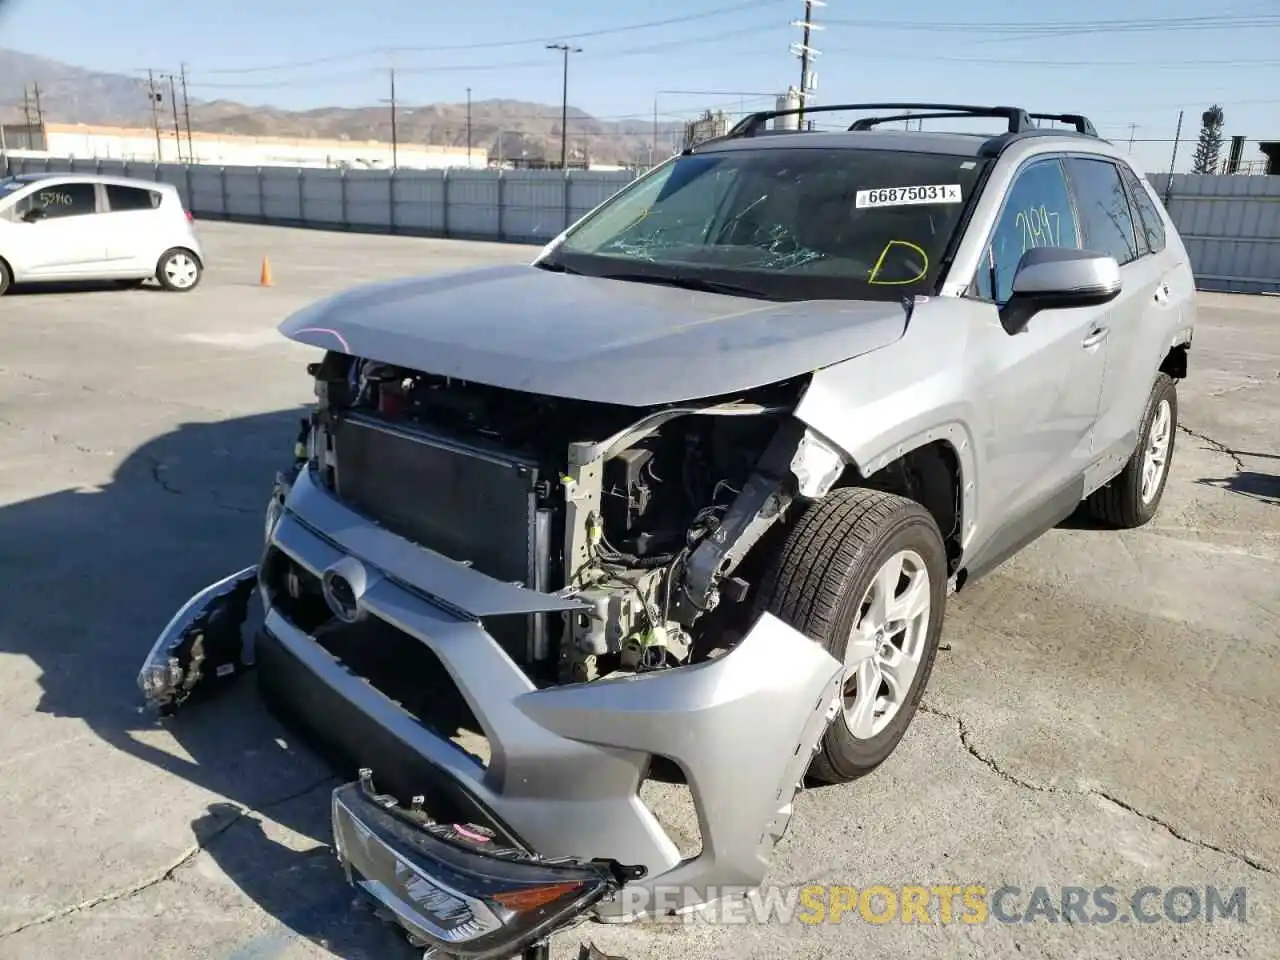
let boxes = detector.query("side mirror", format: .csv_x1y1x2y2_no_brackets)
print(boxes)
1000,247,1121,334
22,206,47,223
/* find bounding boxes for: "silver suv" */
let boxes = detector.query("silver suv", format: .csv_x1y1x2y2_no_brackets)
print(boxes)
138,102,1195,960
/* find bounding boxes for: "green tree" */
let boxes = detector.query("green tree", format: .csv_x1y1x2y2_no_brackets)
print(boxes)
1191,105,1226,174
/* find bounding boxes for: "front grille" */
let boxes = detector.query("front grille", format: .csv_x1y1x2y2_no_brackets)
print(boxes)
326,413,553,664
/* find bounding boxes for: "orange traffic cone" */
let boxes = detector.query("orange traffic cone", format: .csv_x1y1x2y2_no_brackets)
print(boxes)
259,255,273,287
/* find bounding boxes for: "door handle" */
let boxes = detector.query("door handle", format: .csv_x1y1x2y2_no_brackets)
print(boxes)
1153,283,1171,304
1081,328,1109,349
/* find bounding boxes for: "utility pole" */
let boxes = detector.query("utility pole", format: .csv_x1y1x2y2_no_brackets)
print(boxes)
160,72,183,161
1164,110,1184,205
465,87,472,165
147,70,163,160
390,67,397,169
546,43,581,169
22,84,32,128
791,0,825,128
32,81,44,130
180,63,194,161
1126,123,1138,153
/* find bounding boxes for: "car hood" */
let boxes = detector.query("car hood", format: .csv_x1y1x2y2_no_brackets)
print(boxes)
278,264,910,406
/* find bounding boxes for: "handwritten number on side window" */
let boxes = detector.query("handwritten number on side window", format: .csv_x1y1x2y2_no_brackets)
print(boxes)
1014,205,1060,253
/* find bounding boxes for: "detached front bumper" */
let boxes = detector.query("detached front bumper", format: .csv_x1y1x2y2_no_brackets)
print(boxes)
140,465,843,934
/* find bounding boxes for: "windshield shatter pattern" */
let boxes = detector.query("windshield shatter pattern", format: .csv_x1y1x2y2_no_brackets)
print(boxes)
550,148,988,301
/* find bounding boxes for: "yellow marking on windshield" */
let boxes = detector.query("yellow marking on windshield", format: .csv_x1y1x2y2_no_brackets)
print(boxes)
868,240,929,285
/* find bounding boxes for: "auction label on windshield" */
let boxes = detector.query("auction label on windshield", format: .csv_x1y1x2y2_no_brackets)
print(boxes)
856,184,962,208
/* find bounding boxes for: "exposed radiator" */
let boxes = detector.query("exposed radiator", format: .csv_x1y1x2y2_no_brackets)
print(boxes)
329,412,553,663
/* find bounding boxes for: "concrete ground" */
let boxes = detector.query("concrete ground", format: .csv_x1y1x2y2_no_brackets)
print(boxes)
0,221,1275,960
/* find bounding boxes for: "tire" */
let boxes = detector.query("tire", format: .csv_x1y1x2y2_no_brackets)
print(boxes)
754,487,948,785
0,259,11,297
155,248,202,292
1086,373,1178,528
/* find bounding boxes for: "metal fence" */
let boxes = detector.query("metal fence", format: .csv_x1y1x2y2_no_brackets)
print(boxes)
1147,173,1280,294
0,155,641,244
3,154,1278,292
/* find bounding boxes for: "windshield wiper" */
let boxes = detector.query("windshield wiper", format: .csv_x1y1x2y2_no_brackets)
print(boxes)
533,259,583,274
596,272,775,299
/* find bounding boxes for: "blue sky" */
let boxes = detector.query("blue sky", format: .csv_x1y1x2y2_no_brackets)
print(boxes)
2,0,1277,173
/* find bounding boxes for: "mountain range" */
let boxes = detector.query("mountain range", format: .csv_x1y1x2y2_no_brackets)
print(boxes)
0,48,687,165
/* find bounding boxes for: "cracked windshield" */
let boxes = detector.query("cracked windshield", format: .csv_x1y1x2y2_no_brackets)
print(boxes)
549,149,986,298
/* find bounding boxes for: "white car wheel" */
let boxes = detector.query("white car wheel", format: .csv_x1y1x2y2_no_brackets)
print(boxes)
157,249,202,292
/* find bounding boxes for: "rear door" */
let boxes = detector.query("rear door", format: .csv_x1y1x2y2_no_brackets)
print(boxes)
8,180,108,277
102,183,165,273
1061,156,1169,483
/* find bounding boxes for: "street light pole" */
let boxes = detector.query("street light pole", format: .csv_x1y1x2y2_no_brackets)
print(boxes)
546,43,581,169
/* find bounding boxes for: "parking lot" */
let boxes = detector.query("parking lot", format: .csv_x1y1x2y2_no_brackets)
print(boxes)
0,220,1276,960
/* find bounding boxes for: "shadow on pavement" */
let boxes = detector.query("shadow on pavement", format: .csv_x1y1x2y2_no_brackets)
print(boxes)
1198,470,1280,505
0,407,412,958
5,278,167,295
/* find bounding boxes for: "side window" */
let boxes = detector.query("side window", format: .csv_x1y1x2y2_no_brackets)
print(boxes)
1119,165,1167,255
975,158,1080,303
18,181,97,220
106,185,160,212
1063,158,1141,266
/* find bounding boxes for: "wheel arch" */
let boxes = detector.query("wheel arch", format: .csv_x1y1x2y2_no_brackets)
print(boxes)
798,420,974,578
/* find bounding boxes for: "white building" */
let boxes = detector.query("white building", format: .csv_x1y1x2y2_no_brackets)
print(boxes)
29,122,487,170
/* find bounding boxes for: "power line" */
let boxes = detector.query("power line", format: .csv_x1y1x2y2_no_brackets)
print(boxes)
821,13,1280,33
185,22,785,91
814,48,1280,68
198,0,785,75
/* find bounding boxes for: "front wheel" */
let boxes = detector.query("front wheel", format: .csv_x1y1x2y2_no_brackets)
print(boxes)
0,258,12,296
755,487,948,785
156,248,202,292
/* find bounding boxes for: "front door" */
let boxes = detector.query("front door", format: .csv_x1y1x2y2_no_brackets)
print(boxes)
7,180,108,277
968,156,1108,533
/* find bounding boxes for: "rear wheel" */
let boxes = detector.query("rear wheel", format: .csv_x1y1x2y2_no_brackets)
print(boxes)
0,259,12,296
755,487,948,784
1086,373,1178,528
156,248,202,292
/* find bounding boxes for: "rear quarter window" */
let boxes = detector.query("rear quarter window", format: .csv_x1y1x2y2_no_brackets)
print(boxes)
107,185,162,212
1119,166,1167,255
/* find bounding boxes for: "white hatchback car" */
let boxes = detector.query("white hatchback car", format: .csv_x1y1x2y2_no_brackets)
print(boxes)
0,173,205,295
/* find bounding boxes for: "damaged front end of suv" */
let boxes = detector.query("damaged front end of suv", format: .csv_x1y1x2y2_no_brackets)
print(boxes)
136,134,984,958
136,329,870,957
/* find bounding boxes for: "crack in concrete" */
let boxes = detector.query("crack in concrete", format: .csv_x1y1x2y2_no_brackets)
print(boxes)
1207,379,1267,399
0,415,112,457
0,773,339,940
146,456,260,515
147,456,183,496
0,365,232,419
1177,425,1246,472
918,703,1276,877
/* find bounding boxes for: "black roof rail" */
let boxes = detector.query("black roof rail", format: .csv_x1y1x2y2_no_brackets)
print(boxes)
1026,112,1099,137
848,111,997,130
724,102,1036,138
